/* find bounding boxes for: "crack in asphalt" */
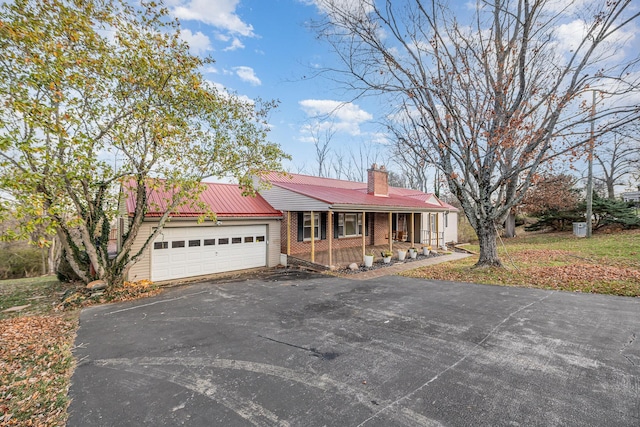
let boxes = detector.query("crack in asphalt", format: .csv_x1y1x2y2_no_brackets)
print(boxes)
258,334,339,360
355,291,556,427
620,333,637,365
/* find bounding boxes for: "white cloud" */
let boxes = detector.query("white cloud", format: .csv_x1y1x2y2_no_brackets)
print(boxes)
179,29,212,55
309,0,374,16
299,99,373,135
223,38,245,51
234,66,261,86
555,19,589,53
173,0,254,37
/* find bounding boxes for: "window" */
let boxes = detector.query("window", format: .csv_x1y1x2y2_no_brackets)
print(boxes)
189,240,201,247
444,212,449,228
154,241,168,250
203,239,215,246
232,237,242,244
338,213,362,237
219,238,229,245
172,240,185,248
303,213,320,240
430,214,437,232
256,235,265,242
244,236,254,243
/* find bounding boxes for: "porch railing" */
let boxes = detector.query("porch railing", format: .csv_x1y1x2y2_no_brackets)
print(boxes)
421,230,444,248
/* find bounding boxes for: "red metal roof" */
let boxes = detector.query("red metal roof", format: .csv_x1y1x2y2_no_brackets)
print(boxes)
261,172,458,211
125,180,282,218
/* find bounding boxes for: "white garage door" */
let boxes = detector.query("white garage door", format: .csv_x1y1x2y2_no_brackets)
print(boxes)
151,225,267,281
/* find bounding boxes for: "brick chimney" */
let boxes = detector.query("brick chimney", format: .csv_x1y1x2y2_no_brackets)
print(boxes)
367,164,389,197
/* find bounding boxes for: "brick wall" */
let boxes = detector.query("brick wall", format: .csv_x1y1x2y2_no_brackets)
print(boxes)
372,212,391,245
281,211,390,255
367,166,389,196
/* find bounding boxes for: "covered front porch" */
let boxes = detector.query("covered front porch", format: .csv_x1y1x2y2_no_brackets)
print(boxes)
291,241,416,267
282,209,446,268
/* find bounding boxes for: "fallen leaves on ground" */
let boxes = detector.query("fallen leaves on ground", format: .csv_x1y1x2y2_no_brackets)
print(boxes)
404,255,640,296
61,279,161,309
507,249,574,263
0,315,77,426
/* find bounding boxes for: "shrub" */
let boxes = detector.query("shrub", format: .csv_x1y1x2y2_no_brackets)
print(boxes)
0,246,42,279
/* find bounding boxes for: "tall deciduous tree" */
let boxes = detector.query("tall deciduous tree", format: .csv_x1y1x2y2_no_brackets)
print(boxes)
594,127,640,200
314,0,640,266
0,0,288,287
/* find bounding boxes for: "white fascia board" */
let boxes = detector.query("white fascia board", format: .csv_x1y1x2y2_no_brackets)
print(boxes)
330,204,449,213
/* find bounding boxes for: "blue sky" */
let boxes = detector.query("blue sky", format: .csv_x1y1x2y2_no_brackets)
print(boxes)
165,0,640,189
167,0,386,176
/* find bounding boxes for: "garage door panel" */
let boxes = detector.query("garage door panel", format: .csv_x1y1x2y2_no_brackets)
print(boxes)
151,225,267,281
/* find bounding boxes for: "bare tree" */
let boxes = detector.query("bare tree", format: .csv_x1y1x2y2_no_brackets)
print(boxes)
314,0,640,267
391,144,431,192
348,143,382,182
594,128,640,200
310,126,336,177
387,170,407,188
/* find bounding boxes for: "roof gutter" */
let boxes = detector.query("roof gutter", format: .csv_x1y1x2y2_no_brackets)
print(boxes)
329,204,451,213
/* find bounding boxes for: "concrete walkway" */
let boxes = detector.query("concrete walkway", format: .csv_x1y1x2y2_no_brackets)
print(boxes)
347,252,472,280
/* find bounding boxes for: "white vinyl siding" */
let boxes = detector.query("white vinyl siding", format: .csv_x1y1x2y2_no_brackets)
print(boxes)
259,185,331,211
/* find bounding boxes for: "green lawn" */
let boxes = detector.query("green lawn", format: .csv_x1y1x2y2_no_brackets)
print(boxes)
0,275,77,319
403,230,640,296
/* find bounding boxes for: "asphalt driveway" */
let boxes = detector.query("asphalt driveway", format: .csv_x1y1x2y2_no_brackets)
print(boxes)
68,271,640,426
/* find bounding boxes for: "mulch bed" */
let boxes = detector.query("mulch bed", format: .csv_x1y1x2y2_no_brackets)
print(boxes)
336,251,444,274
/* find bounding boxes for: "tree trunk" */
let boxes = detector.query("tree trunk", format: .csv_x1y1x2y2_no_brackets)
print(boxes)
475,221,502,268
607,181,615,200
504,213,516,238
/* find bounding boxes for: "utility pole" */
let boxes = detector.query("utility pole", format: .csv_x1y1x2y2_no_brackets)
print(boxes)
586,90,596,238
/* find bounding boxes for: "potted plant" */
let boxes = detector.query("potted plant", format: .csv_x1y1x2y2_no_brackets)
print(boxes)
364,252,375,267
423,245,432,256
397,249,407,261
409,247,418,258
382,250,393,264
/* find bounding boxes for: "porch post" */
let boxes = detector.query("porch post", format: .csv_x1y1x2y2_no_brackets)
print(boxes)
436,212,440,248
286,211,291,255
328,210,333,267
362,210,366,261
410,212,414,244
310,211,315,263
428,214,432,246
388,212,393,253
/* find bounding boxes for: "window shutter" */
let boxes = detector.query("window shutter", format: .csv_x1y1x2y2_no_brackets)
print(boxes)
297,212,304,242
334,212,339,237
320,212,327,240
